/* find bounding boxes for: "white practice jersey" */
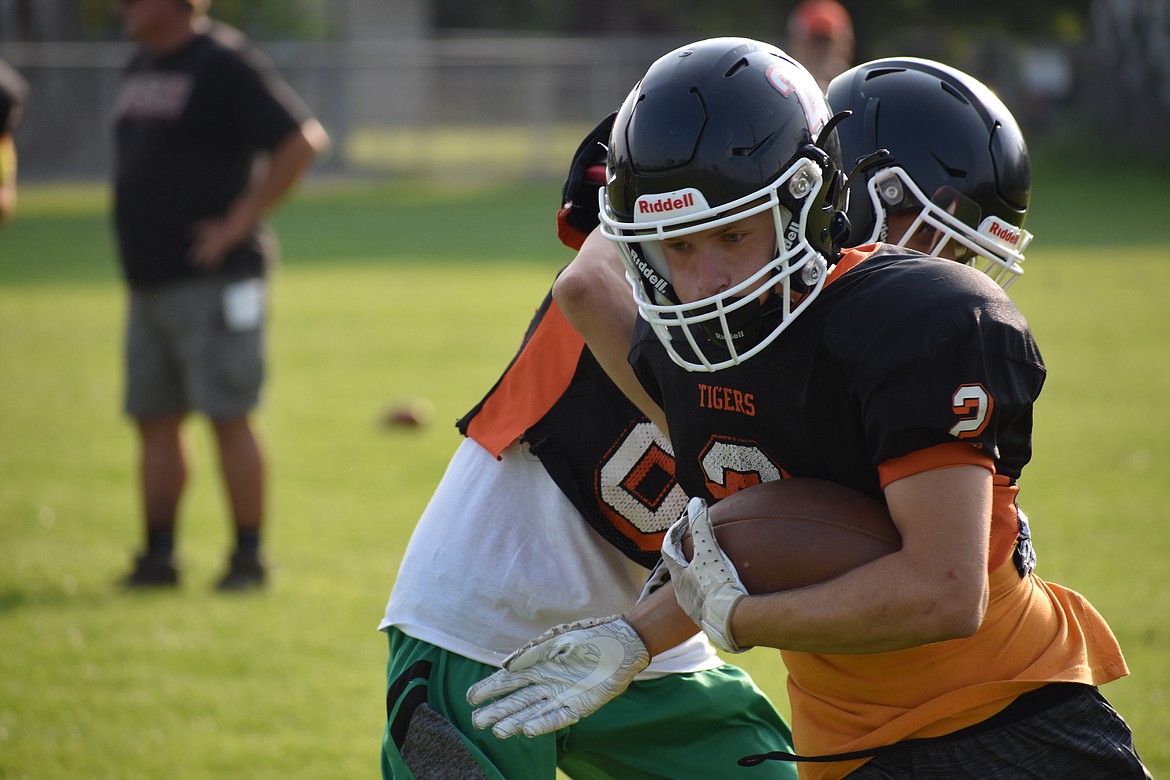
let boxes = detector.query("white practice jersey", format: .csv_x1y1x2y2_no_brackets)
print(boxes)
381,438,721,676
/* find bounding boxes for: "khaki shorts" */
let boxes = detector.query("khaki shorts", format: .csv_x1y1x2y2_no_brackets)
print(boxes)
124,276,266,420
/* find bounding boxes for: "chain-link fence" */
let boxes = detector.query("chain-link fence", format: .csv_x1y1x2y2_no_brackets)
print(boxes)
5,16,1167,185
3,35,688,183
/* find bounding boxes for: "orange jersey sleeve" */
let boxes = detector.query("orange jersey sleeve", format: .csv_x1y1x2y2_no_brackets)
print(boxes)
464,298,585,458
878,442,1020,572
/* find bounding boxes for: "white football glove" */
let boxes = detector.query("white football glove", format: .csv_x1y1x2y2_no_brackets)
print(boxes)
661,496,748,653
466,615,649,739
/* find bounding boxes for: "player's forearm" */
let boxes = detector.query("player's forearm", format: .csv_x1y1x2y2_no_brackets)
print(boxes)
624,581,701,656
728,469,994,656
729,545,986,654
554,228,669,434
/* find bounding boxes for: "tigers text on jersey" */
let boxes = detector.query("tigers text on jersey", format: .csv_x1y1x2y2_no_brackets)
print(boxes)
460,288,686,568
634,245,1043,572
630,245,1127,777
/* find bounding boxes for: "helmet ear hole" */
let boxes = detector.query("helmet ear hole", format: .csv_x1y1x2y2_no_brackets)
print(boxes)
875,172,904,207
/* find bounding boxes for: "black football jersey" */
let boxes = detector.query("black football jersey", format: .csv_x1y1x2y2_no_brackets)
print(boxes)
460,289,686,568
630,246,1046,505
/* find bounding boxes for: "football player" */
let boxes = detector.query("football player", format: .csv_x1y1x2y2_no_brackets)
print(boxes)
379,117,799,778
827,56,1033,290
470,39,1149,778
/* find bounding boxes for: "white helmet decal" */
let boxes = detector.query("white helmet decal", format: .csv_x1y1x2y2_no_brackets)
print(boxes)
633,188,711,223
766,62,830,137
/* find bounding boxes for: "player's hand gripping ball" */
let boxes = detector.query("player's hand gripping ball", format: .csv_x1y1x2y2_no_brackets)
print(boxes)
683,478,902,595
661,497,750,652
661,479,902,652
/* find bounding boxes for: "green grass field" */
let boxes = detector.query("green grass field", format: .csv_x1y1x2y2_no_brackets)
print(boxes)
1,164,1168,777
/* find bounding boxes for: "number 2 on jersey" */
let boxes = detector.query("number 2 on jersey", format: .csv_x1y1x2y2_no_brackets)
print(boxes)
949,383,994,439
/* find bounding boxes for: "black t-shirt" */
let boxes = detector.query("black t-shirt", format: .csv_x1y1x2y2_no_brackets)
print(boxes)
630,246,1046,504
112,24,312,288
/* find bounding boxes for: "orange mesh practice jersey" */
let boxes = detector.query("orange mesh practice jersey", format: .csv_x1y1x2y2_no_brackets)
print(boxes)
784,558,1127,778
460,288,686,567
629,245,1127,775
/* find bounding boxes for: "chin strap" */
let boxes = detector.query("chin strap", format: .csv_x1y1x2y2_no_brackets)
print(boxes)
847,148,896,183
831,108,898,249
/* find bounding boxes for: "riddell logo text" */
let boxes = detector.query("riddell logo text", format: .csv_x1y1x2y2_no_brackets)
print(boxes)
638,192,696,214
631,253,669,295
698,383,756,416
987,220,1021,246
783,219,800,250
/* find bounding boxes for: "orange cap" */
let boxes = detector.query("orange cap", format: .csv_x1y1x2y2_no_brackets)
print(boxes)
789,0,853,40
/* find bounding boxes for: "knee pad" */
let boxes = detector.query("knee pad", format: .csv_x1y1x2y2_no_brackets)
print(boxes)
400,703,488,780
386,659,487,779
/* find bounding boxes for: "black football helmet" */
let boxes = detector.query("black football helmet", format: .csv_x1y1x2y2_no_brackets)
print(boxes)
827,57,1032,288
600,37,849,372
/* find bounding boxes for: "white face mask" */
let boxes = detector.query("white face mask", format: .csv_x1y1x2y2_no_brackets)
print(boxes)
601,157,832,373
867,167,1031,290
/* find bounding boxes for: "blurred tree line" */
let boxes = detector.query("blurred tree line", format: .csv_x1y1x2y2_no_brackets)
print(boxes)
21,0,1088,47
431,0,1088,56
4,0,1167,161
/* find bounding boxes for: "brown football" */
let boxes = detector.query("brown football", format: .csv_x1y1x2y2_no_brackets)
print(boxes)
682,478,902,594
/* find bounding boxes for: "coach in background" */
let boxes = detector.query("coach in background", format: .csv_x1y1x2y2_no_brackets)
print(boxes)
112,0,328,590
0,58,29,227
